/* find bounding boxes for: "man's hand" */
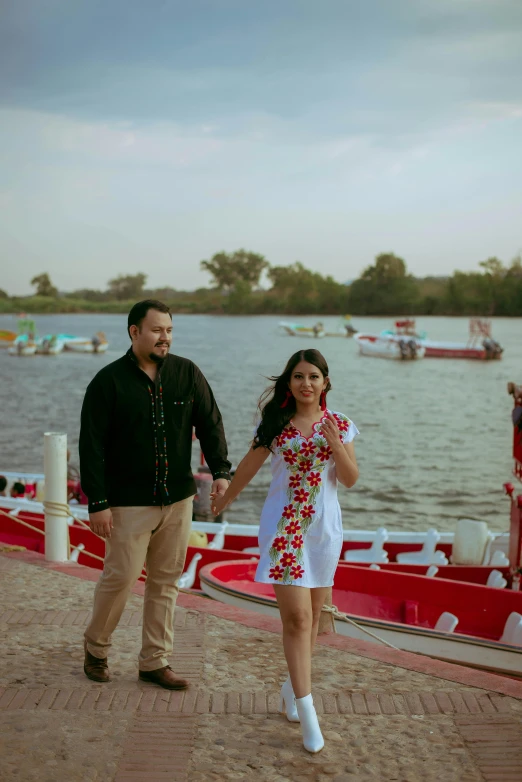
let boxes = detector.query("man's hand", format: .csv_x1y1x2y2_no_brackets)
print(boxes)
210,478,230,516
89,508,113,539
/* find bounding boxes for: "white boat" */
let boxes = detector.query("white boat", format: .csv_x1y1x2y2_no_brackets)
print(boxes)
355,333,425,360
385,318,503,360
36,335,65,355
58,332,109,353
7,336,37,357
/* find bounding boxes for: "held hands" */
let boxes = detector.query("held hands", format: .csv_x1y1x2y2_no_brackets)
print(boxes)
318,412,343,452
89,509,113,539
210,478,230,516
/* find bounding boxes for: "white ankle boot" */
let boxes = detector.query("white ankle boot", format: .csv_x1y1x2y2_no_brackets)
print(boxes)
295,693,324,753
279,676,300,722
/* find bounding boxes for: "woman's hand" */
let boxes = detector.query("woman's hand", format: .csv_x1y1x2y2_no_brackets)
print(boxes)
319,412,343,452
211,493,229,516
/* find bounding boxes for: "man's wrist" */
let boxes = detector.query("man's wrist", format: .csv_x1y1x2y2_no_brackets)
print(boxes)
212,472,231,482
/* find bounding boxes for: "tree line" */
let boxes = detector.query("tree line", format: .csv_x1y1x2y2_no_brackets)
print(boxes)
1,250,521,316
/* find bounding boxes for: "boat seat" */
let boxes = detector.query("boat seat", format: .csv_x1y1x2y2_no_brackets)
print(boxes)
179,552,202,590
208,521,229,550
500,613,522,646
486,569,507,589
485,531,509,566
343,527,389,563
242,547,260,554
450,518,490,565
396,529,447,565
489,549,510,568
434,612,459,633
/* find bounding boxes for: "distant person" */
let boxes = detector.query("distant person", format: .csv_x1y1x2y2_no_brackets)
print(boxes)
10,482,26,498
0,475,7,496
80,299,231,690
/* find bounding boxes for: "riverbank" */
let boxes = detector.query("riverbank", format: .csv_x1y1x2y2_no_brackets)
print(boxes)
1,549,521,781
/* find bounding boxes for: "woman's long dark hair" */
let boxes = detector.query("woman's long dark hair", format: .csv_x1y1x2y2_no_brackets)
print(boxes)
253,349,332,450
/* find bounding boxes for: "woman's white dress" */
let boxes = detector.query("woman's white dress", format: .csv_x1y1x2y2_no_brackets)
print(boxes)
255,410,359,588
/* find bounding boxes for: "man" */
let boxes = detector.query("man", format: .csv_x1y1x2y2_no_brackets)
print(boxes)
79,300,231,690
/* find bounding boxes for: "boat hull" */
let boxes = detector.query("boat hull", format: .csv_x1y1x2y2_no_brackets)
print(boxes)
355,334,425,360
199,560,522,677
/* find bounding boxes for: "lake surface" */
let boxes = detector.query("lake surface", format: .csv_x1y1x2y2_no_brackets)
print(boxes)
1,313,520,533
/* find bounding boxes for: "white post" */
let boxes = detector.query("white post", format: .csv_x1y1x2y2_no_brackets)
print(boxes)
44,432,69,562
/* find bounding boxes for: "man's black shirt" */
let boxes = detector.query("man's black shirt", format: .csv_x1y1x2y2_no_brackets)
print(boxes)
79,349,231,512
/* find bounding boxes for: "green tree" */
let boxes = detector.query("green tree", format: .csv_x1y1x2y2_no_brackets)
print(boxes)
348,252,418,315
107,273,147,300
30,273,58,297
200,249,268,291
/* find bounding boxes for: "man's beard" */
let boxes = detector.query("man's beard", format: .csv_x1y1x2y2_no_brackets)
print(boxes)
149,346,169,364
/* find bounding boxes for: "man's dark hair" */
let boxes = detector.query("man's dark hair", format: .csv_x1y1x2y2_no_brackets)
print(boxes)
11,481,25,495
127,300,172,338
0,475,7,492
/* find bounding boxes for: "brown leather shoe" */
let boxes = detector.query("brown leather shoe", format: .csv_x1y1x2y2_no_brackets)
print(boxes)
138,665,189,690
84,641,110,683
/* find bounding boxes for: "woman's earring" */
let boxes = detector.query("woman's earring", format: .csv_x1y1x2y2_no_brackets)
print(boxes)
320,391,327,411
280,390,293,409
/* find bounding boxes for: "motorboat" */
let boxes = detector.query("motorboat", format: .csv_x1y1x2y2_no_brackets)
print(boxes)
384,318,503,360
7,335,37,357
0,329,17,349
199,559,522,677
58,332,109,353
36,335,65,355
279,322,326,338
354,333,425,360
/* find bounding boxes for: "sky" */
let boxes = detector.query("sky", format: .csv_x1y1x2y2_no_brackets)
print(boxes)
1,0,521,295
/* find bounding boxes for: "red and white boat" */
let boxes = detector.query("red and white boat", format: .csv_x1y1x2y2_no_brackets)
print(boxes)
199,559,522,677
389,318,503,360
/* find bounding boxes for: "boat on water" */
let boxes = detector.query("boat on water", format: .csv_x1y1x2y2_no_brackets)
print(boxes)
0,329,17,348
385,318,503,360
199,559,522,677
57,332,109,353
7,335,37,357
354,332,425,360
279,316,358,339
36,335,65,355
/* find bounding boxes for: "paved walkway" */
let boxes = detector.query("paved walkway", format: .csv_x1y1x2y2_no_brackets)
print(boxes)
0,549,521,781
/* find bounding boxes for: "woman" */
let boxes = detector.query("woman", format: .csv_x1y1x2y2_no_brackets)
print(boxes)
212,349,359,753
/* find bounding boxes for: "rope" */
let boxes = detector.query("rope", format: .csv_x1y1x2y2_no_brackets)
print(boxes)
321,603,400,651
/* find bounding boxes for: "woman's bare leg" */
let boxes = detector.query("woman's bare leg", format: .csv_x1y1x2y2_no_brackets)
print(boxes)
310,587,330,653
273,585,313,699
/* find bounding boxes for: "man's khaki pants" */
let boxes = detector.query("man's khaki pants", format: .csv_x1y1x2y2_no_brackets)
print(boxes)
84,497,194,671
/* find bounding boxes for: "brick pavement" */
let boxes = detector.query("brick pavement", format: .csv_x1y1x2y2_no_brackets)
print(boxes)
1,550,521,781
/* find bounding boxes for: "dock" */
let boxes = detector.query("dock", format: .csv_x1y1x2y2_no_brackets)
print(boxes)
1,549,521,782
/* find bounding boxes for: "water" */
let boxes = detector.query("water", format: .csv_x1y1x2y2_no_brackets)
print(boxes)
1,313,520,532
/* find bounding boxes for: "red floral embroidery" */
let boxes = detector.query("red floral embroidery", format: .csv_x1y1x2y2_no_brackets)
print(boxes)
289,475,301,488
293,488,310,504
334,416,349,432
282,504,295,519
317,446,332,462
272,536,287,551
300,441,316,457
298,459,313,474
283,449,298,465
301,504,315,519
291,534,303,549
280,551,297,567
284,520,301,535
307,471,321,487
290,564,304,579
269,565,285,581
